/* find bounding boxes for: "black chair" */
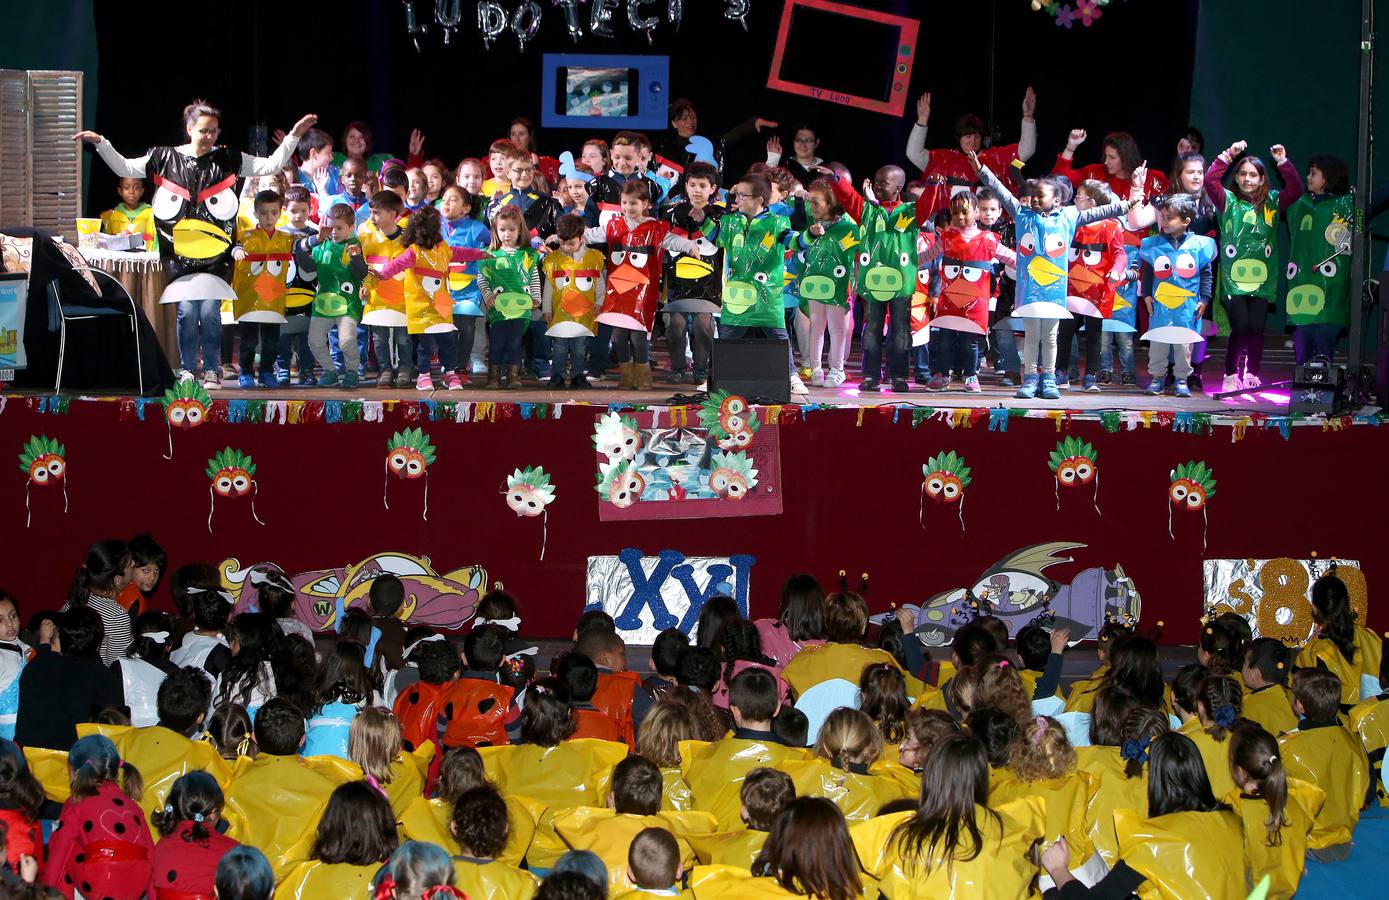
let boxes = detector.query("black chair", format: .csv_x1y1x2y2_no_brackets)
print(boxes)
47,265,143,394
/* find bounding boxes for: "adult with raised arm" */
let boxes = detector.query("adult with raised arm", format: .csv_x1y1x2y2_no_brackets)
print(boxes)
905,88,1038,219
75,102,317,389
1053,127,1167,201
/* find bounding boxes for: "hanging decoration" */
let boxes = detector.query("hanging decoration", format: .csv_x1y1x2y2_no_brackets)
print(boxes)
435,0,463,44
708,450,758,500
920,451,971,532
512,1,544,50
592,411,643,462
596,458,644,508
627,0,659,43
384,427,438,520
554,0,584,41
160,380,212,459
1168,459,1216,550
668,0,683,31
505,465,557,559
724,0,750,30
19,435,66,528
698,390,759,449
1048,435,1100,514
206,447,264,533
477,0,507,47
590,0,619,36
404,1,430,52
1031,0,1115,29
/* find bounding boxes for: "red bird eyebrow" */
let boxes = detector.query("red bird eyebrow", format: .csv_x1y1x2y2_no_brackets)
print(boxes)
197,174,237,203
152,176,190,201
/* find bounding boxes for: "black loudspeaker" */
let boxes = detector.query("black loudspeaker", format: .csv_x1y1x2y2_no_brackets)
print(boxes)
711,338,790,403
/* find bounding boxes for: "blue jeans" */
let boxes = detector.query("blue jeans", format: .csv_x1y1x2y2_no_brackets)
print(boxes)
1099,331,1135,374
489,319,527,365
551,336,590,378
526,319,552,377
992,324,1021,374
930,329,982,377
414,331,458,373
1293,324,1341,365
176,299,222,374
588,322,614,375
276,318,313,376
329,324,369,375
860,297,909,380
718,324,795,374
372,325,414,374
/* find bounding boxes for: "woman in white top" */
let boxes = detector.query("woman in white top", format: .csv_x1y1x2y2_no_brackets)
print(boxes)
62,540,134,667
118,612,176,727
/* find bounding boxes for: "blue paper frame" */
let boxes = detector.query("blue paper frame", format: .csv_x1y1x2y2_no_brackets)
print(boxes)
541,53,671,130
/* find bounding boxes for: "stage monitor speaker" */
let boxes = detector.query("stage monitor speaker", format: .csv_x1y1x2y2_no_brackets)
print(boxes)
711,338,789,403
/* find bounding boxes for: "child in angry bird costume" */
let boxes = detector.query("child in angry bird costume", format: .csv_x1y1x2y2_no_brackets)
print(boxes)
553,756,716,895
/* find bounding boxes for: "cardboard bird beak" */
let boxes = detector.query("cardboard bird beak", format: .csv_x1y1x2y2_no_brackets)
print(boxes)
172,219,231,260
1154,281,1194,310
608,263,649,295
1027,255,1066,287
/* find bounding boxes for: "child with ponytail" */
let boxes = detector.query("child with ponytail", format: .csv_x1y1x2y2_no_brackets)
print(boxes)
43,735,153,898
0,738,44,878
1075,705,1168,865
1191,674,1243,799
1297,573,1383,706
149,770,240,896
1229,722,1322,899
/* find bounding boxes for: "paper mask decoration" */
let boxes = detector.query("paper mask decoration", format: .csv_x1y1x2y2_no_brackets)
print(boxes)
593,411,644,462
698,390,759,449
222,553,485,631
886,542,1140,646
1203,557,1367,646
596,458,644,508
160,380,212,458
1048,436,1100,514
557,150,595,184
1168,459,1216,549
921,451,971,531
206,447,264,533
708,450,758,500
505,465,556,559
19,435,66,528
384,427,437,520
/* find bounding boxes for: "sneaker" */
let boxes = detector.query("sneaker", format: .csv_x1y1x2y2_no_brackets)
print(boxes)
1054,376,1070,390
695,380,708,391
203,370,222,390
891,378,911,393
275,369,290,388
317,370,339,388
237,374,255,389
454,371,472,387
1001,373,1017,387
415,374,433,391
1143,377,1164,396
1241,373,1262,390
177,369,195,384
1221,374,1240,394
547,375,566,389
395,370,414,389
1097,370,1113,385
810,369,825,387
790,374,810,397
444,372,464,391
1120,371,1136,386
377,370,396,388
859,377,881,392
1174,378,1191,398
1082,374,1099,393
1015,374,1040,399
913,373,929,386
220,365,237,381
926,376,948,392
825,368,846,387
341,372,359,390
470,359,488,376
963,375,982,393
570,375,592,389
258,371,278,389
1040,373,1061,400
298,371,317,387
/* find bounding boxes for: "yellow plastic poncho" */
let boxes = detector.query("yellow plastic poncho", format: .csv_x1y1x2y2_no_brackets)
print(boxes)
222,753,360,880
381,743,436,820
660,765,694,812
399,793,542,867
1296,626,1383,707
851,798,1046,900
685,829,768,869
1114,807,1246,900
1348,694,1389,806
870,759,921,798
452,857,540,900
1225,778,1325,900
272,860,376,900
401,242,457,334
1240,684,1299,737
680,738,811,831
552,806,718,895
1064,667,1108,714
479,739,629,868
1187,727,1238,802
1277,723,1370,848
614,888,694,900
77,723,233,829
777,757,911,823
1074,745,1148,865
689,864,876,899
231,226,293,322
359,221,408,327
988,769,1099,869
782,644,918,698
22,745,74,802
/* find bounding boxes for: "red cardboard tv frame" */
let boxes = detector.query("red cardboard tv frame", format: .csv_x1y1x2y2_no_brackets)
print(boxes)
766,0,919,117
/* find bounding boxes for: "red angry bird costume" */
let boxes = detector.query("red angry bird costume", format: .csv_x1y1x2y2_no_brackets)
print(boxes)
1067,219,1127,318
933,228,1002,334
596,218,672,333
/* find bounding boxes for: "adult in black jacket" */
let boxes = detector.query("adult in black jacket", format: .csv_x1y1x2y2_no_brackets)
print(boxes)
15,606,122,750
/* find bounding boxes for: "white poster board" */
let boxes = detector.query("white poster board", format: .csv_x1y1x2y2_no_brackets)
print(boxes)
585,548,755,645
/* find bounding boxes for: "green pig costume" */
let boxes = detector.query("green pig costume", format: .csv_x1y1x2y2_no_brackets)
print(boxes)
308,238,365,321
856,200,920,302
480,247,540,325
797,214,859,310
707,211,795,329
1285,192,1354,328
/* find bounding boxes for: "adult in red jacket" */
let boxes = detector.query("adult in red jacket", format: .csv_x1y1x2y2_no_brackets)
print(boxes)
906,88,1039,220
1052,128,1168,201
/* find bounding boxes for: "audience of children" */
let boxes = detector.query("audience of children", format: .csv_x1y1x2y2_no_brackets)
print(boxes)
87,101,1356,400
2,557,1386,898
